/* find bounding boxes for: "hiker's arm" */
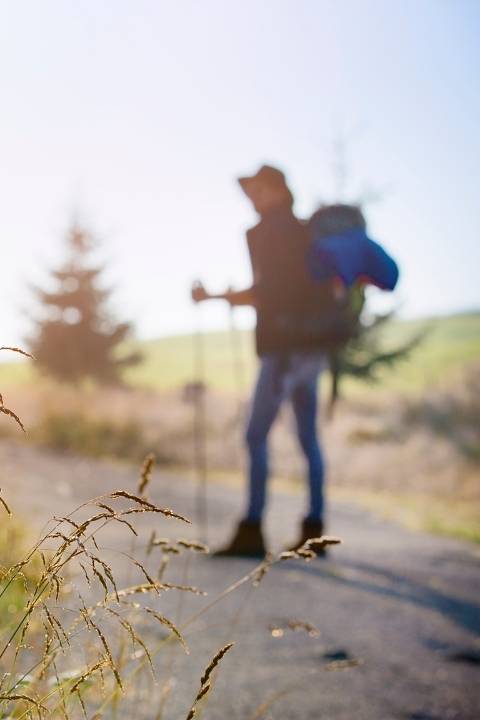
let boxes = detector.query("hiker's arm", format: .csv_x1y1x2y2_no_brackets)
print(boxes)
191,282,257,307
224,286,257,306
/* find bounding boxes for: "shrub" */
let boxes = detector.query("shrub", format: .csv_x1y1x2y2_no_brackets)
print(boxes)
33,411,149,461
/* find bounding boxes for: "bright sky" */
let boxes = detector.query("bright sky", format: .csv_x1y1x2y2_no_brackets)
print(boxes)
1,0,479,346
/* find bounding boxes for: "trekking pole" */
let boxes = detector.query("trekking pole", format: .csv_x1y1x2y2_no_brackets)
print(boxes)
227,293,248,473
192,283,208,543
227,295,246,416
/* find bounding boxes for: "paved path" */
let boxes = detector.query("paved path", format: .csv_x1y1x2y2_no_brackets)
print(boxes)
1,442,479,719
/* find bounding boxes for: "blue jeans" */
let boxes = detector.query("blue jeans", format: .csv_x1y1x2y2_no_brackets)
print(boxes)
245,352,326,523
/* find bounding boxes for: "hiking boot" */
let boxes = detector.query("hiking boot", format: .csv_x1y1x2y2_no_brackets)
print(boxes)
214,519,266,558
287,518,327,557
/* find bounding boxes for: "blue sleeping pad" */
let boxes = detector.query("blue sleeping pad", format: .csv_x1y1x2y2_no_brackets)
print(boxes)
308,227,399,291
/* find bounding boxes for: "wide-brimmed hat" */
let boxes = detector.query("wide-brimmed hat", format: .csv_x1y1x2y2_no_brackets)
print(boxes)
238,164,288,198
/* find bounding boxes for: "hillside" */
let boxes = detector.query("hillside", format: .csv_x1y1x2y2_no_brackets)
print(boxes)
125,310,480,394
1,311,479,394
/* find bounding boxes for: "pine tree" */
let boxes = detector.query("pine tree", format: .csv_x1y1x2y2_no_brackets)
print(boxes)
29,224,142,383
327,308,425,414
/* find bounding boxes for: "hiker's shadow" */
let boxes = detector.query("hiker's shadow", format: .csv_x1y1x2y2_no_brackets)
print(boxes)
276,555,480,637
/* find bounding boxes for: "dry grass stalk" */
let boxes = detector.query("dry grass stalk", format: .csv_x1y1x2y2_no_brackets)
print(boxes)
176,539,209,554
200,642,234,687
0,346,35,359
303,535,341,550
157,555,169,581
279,535,341,562
106,609,155,676
144,608,189,654
156,544,181,554
51,656,68,719
138,452,156,495
0,489,11,517
132,559,158,589
95,503,139,536
0,692,48,713
147,534,209,556
0,352,28,431
109,491,191,523
179,545,326,638
112,582,206,600
252,553,274,586
76,686,88,719
90,620,123,691
43,604,70,649
146,529,157,555
186,642,234,719
0,404,26,432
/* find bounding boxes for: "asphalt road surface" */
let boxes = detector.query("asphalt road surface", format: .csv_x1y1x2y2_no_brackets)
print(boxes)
1,442,479,719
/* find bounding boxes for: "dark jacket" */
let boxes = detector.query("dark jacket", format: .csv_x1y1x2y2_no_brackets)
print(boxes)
247,205,321,356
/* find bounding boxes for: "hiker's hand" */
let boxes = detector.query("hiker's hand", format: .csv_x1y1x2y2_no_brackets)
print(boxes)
191,281,209,303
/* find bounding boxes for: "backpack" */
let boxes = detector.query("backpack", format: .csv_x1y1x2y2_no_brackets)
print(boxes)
308,205,399,291
275,205,375,352
305,204,370,348
307,203,399,413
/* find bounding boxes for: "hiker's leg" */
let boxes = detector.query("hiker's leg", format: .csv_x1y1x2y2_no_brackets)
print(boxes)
291,377,325,522
244,356,284,522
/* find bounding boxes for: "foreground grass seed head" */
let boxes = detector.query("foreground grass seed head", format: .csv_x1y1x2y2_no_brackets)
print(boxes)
0,472,205,717
1,357,343,718
0,460,341,718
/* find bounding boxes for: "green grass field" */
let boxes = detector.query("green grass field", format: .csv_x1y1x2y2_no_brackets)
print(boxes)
1,311,479,394
120,310,480,394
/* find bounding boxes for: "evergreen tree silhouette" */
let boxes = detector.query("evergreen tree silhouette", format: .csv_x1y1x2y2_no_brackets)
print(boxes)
327,308,425,415
29,224,142,383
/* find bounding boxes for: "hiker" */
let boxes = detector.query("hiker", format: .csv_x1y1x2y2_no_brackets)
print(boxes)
192,166,399,558
192,165,330,557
